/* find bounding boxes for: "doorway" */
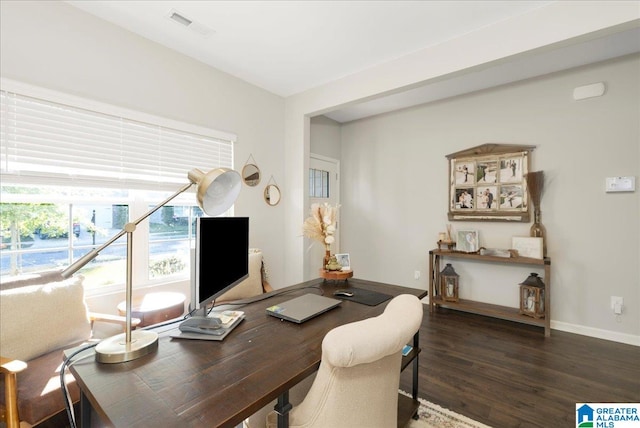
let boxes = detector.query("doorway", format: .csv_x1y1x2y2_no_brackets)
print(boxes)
306,154,340,280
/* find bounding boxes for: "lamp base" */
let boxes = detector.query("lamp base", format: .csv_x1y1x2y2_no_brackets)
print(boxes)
95,330,159,364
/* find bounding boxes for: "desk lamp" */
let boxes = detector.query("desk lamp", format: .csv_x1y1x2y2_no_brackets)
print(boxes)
61,168,241,363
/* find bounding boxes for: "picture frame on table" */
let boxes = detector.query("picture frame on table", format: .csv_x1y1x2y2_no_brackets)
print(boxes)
456,230,479,253
335,253,351,271
447,143,535,222
511,236,544,259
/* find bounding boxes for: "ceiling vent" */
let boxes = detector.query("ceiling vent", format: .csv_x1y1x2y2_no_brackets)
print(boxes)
166,9,214,37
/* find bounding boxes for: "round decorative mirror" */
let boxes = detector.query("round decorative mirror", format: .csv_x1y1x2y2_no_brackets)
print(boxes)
264,184,281,206
242,163,261,187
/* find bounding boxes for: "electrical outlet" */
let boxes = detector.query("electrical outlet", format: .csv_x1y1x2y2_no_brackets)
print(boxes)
611,296,623,314
414,270,421,280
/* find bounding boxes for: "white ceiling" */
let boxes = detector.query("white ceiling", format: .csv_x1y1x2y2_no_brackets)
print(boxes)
67,1,640,123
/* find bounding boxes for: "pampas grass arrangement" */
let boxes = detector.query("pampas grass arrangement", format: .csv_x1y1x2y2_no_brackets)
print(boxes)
526,170,545,211
302,203,339,250
525,170,547,256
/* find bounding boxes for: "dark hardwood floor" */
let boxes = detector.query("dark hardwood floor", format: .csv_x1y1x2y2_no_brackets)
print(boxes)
400,307,640,428
38,306,639,428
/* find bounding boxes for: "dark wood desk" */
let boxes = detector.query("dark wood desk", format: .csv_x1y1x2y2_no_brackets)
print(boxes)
70,278,427,428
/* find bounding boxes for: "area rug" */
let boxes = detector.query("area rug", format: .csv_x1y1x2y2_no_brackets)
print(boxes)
401,391,492,428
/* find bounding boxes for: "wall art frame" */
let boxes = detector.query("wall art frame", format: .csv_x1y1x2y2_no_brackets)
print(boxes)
447,143,536,222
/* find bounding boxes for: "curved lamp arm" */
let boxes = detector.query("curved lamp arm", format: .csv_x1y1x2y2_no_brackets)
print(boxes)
61,181,191,278
58,167,241,364
61,167,241,278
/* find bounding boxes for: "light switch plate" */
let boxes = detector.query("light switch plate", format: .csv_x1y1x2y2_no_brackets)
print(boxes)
605,176,635,193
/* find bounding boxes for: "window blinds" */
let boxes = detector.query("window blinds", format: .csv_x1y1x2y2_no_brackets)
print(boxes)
0,90,234,190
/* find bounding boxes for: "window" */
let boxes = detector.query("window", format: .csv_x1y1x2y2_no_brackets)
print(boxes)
0,185,205,290
0,81,235,292
309,168,330,198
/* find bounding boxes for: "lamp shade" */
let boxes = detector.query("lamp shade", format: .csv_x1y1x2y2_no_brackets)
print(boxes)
189,168,242,216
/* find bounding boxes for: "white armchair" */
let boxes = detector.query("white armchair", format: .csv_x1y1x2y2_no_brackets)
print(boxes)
246,293,423,428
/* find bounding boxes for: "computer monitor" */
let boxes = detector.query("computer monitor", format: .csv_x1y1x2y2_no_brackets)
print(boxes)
191,216,249,317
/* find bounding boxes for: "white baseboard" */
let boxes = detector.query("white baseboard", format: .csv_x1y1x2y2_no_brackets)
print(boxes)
551,320,640,347
421,299,639,346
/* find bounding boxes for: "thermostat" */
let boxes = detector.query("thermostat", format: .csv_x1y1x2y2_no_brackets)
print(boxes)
605,176,635,193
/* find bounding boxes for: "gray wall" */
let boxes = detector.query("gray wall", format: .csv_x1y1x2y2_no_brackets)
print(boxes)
310,116,342,159
338,55,639,343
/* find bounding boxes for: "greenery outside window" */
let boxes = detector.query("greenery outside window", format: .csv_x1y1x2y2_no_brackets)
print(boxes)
0,185,205,292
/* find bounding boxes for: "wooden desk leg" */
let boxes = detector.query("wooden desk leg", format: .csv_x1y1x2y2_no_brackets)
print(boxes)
412,331,419,401
275,390,292,428
79,391,92,428
429,252,434,313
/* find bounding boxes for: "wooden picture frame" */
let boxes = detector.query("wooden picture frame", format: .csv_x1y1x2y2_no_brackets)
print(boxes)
447,143,535,222
335,253,351,270
456,230,479,253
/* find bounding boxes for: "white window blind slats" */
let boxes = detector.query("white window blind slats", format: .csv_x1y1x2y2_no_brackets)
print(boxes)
0,90,234,190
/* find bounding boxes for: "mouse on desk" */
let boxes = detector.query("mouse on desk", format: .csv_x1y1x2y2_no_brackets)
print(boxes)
333,290,354,297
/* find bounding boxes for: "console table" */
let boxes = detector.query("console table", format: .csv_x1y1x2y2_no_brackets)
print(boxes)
429,249,551,336
69,278,426,427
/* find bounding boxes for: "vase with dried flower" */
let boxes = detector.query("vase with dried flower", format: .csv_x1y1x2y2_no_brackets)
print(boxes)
303,202,339,269
525,171,547,257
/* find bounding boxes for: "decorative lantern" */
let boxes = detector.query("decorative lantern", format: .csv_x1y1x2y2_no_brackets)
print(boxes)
440,263,459,302
519,272,545,318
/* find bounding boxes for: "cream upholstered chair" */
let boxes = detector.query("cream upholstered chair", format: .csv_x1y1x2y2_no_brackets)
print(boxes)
245,293,423,428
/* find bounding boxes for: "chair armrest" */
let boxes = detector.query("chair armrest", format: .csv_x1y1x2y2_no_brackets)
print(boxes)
0,356,27,375
89,312,141,329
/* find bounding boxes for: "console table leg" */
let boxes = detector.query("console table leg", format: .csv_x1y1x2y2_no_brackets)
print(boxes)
275,390,292,428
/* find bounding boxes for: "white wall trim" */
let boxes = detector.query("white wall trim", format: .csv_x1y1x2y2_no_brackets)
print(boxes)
421,298,639,346
550,320,639,347
310,153,339,163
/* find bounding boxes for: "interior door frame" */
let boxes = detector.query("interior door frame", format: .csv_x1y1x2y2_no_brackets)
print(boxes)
306,153,340,279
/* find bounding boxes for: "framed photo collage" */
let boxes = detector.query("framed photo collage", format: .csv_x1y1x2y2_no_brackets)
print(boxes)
447,144,535,222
